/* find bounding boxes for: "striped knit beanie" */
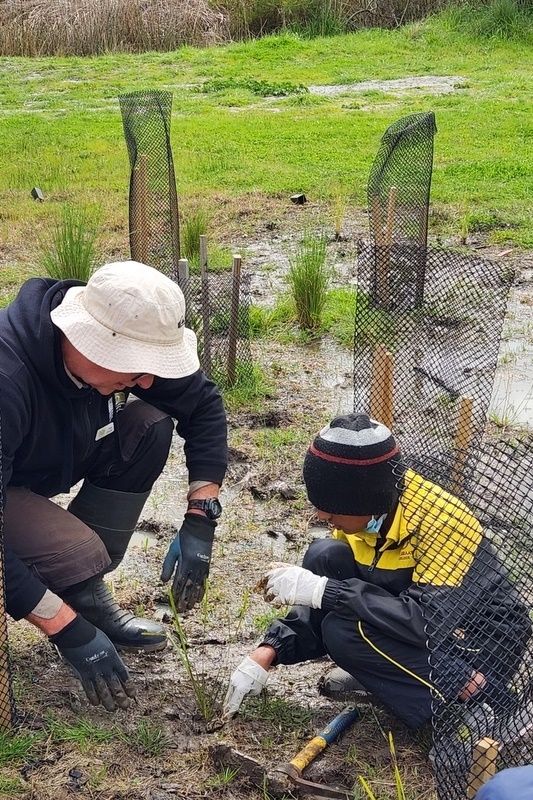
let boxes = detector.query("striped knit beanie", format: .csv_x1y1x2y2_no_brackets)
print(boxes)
303,413,400,515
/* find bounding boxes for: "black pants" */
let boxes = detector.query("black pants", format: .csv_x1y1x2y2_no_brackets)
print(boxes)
270,538,436,729
4,399,173,592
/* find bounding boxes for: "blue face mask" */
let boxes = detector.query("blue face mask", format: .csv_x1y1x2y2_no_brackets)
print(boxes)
364,514,387,534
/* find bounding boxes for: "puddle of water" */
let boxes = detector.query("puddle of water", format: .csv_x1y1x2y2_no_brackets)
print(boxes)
129,528,158,550
490,286,533,428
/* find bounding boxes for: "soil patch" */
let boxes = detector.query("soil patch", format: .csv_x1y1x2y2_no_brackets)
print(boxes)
308,76,467,97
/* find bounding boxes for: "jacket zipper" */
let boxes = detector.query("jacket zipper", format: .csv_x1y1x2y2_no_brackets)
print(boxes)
368,550,380,573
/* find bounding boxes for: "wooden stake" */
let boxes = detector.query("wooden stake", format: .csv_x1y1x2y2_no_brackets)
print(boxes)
200,235,212,378
466,738,498,799
131,154,149,264
452,396,474,495
384,185,397,249
371,194,383,246
227,255,242,387
370,344,394,429
0,527,13,731
178,258,190,322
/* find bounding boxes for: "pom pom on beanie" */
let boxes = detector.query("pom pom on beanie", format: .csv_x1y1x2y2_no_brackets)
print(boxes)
303,413,400,515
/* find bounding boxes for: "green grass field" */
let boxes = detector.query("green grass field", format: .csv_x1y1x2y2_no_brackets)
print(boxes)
1,15,533,275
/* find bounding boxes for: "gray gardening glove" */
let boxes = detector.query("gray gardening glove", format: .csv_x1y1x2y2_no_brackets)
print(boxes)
160,513,216,612
51,614,136,711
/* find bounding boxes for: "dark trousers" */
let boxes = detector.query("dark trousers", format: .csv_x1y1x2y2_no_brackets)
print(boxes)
276,538,435,729
4,399,173,592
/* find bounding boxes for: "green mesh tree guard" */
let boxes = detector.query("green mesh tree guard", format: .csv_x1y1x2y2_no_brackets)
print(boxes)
367,111,437,309
119,90,180,276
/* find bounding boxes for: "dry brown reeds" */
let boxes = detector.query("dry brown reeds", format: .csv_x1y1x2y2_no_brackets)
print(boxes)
0,0,230,56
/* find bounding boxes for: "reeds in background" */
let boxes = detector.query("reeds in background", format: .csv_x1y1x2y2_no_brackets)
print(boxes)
0,0,229,56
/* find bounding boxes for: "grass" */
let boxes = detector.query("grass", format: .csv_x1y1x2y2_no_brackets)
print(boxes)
180,204,211,266
1,13,533,281
38,202,101,281
287,231,331,331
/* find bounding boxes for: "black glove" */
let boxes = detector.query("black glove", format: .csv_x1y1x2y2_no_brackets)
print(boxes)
160,513,216,612
50,614,137,711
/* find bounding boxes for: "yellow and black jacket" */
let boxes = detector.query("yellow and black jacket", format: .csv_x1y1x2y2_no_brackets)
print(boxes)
265,470,530,677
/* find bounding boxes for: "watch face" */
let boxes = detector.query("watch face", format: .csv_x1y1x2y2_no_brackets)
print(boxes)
189,498,222,519
206,498,222,519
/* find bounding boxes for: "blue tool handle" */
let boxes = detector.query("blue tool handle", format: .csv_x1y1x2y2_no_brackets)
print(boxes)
319,704,361,745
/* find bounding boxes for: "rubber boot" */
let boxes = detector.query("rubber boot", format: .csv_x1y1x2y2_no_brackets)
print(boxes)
68,480,150,572
67,480,166,652
65,577,167,653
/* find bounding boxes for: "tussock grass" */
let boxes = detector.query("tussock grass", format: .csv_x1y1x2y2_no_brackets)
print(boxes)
38,203,101,282
181,205,211,266
0,0,228,56
288,232,331,331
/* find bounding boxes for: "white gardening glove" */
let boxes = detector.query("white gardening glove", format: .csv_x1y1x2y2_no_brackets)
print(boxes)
222,656,269,720
263,565,328,609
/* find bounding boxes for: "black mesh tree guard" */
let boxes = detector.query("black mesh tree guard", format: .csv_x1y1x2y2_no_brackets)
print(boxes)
397,436,533,800
119,90,180,277
354,247,513,475
0,411,15,732
358,122,531,793
119,92,254,389
367,111,437,309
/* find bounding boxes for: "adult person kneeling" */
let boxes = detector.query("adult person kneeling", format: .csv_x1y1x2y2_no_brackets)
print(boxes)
0,261,227,711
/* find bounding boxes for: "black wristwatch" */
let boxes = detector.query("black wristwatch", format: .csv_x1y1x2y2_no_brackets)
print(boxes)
187,497,223,520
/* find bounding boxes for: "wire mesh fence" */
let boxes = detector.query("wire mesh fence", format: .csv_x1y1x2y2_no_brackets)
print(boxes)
179,259,255,390
119,89,180,275
396,435,533,799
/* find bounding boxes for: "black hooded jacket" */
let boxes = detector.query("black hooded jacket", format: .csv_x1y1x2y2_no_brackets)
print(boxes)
0,277,228,619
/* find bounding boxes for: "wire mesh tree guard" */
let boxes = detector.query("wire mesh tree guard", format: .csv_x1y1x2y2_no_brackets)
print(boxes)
367,111,437,310
356,110,532,798
400,436,533,800
0,412,15,732
119,89,180,275
119,91,254,390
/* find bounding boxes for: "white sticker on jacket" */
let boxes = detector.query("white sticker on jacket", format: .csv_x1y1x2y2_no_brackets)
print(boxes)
95,422,115,441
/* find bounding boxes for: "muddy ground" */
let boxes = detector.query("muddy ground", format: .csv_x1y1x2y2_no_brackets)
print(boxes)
4,202,533,800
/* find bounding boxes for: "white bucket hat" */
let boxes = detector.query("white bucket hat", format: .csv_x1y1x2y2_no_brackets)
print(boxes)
51,260,199,378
